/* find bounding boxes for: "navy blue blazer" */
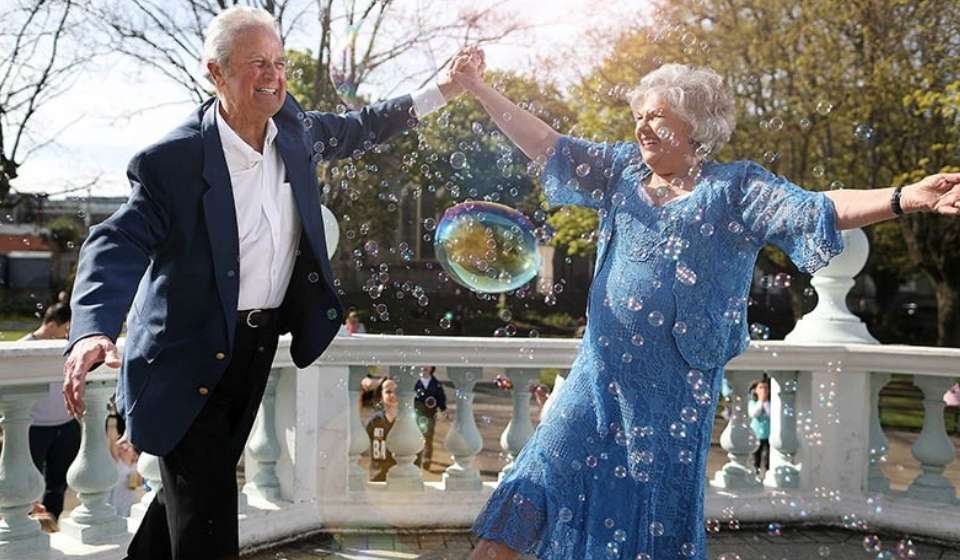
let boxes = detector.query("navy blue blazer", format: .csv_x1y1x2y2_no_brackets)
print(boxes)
67,93,415,455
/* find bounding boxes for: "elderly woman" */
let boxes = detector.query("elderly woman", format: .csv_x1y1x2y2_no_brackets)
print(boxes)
450,50,960,560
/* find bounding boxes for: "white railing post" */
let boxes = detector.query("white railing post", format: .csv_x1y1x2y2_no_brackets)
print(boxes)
61,382,127,544
347,365,370,491
129,452,162,525
765,371,800,488
785,228,877,344
443,367,484,491
0,388,49,558
498,368,538,481
906,376,959,505
712,370,762,490
867,373,893,494
243,370,282,502
385,365,424,491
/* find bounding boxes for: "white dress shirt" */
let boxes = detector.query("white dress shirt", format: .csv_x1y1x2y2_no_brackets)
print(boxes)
215,85,446,311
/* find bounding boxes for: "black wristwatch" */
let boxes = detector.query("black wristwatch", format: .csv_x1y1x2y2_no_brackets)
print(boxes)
890,186,904,216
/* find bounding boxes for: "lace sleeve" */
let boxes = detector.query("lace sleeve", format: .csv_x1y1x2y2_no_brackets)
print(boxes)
540,136,641,211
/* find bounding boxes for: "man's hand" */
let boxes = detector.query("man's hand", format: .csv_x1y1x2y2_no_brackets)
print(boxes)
63,335,121,418
903,172,960,215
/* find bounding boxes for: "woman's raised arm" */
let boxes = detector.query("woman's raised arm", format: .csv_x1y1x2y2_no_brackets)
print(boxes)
450,47,561,162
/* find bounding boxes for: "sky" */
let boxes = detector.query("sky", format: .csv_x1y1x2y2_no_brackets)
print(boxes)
14,0,646,198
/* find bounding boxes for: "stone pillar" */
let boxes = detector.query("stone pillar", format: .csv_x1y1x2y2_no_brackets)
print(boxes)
61,382,127,544
906,376,959,505
243,370,282,502
347,365,370,491
867,373,893,494
498,368,538,481
385,366,424,491
765,372,800,489
785,228,878,344
712,371,762,490
443,367,484,491
129,453,162,524
0,388,48,558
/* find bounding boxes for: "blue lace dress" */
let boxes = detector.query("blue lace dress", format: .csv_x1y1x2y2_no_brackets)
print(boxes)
472,136,844,560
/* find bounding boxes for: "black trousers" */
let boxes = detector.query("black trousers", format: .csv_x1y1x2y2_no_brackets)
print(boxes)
125,318,280,560
29,419,82,519
754,438,770,473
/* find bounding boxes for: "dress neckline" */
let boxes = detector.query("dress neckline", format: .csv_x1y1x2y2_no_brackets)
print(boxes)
635,161,713,209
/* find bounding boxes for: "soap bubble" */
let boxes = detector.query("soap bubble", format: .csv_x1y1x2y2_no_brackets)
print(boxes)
434,202,541,293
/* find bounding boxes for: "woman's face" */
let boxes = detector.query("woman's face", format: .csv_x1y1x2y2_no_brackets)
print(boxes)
633,91,695,169
382,380,399,407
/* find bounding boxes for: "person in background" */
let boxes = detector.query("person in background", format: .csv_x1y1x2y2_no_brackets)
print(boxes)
106,413,143,517
414,366,448,471
23,302,79,532
366,378,398,482
339,309,367,336
749,378,772,474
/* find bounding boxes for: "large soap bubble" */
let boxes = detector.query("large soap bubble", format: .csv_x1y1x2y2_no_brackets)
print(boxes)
434,201,541,293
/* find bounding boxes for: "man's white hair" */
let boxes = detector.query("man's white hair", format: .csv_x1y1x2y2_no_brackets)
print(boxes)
628,64,736,156
202,6,280,82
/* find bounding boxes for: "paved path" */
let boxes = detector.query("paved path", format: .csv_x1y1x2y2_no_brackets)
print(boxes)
247,527,960,559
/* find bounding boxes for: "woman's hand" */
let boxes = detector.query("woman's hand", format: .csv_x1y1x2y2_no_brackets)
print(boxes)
903,172,960,215
450,46,487,93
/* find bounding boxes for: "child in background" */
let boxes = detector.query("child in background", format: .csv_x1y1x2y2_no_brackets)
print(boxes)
365,378,398,482
106,414,142,516
749,378,772,474
414,366,448,472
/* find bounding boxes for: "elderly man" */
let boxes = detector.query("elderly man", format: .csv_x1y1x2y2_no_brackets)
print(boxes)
63,7,461,559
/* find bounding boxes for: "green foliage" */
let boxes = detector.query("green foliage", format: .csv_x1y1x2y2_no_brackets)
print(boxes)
569,0,960,344
546,206,598,257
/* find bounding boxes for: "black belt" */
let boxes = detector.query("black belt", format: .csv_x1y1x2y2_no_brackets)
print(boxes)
238,308,278,329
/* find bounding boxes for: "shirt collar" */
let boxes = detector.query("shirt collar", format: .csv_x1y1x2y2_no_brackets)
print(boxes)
214,99,278,170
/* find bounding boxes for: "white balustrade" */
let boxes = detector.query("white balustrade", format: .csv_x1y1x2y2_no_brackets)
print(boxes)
765,371,800,488
347,365,370,490
0,386,49,559
712,370,763,490
867,373,893,494
129,452,162,525
498,368,538,481
0,309,958,557
906,375,959,505
442,367,484,491
243,370,282,502
60,381,127,544
385,365,425,491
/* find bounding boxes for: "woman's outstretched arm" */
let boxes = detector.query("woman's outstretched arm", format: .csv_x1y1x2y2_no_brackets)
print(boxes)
826,173,960,230
450,47,561,162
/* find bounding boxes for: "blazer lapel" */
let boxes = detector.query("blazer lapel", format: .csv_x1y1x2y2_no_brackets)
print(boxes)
274,127,337,288
199,100,240,344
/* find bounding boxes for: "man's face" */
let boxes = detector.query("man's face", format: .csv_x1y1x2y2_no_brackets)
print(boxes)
210,27,287,120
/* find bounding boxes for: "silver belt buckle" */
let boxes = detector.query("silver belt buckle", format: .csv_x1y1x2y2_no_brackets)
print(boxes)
246,309,263,328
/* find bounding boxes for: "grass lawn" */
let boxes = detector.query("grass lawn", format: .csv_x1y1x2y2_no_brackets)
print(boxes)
0,329,30,341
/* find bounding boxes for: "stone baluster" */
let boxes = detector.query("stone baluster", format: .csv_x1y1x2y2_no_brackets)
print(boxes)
711,371,762,490
498,368,539,481
347,365,371,491
765,372,800,489
867,373,893,494
0,388,49,559
906,376,959,505
243,370,282,502
385,366,424,491
785,228,878,344
443,367,484,491
61,382,127,544
129,453,162,523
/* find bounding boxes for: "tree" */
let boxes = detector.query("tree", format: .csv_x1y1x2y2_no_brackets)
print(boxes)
0,0,93,202
569,0,960,345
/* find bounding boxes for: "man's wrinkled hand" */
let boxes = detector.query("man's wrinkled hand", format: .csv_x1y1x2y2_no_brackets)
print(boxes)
63,335,121,418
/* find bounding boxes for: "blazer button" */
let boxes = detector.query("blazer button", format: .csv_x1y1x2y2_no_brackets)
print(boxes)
215,352,226,360
198,386,210,396
227,270,235,277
